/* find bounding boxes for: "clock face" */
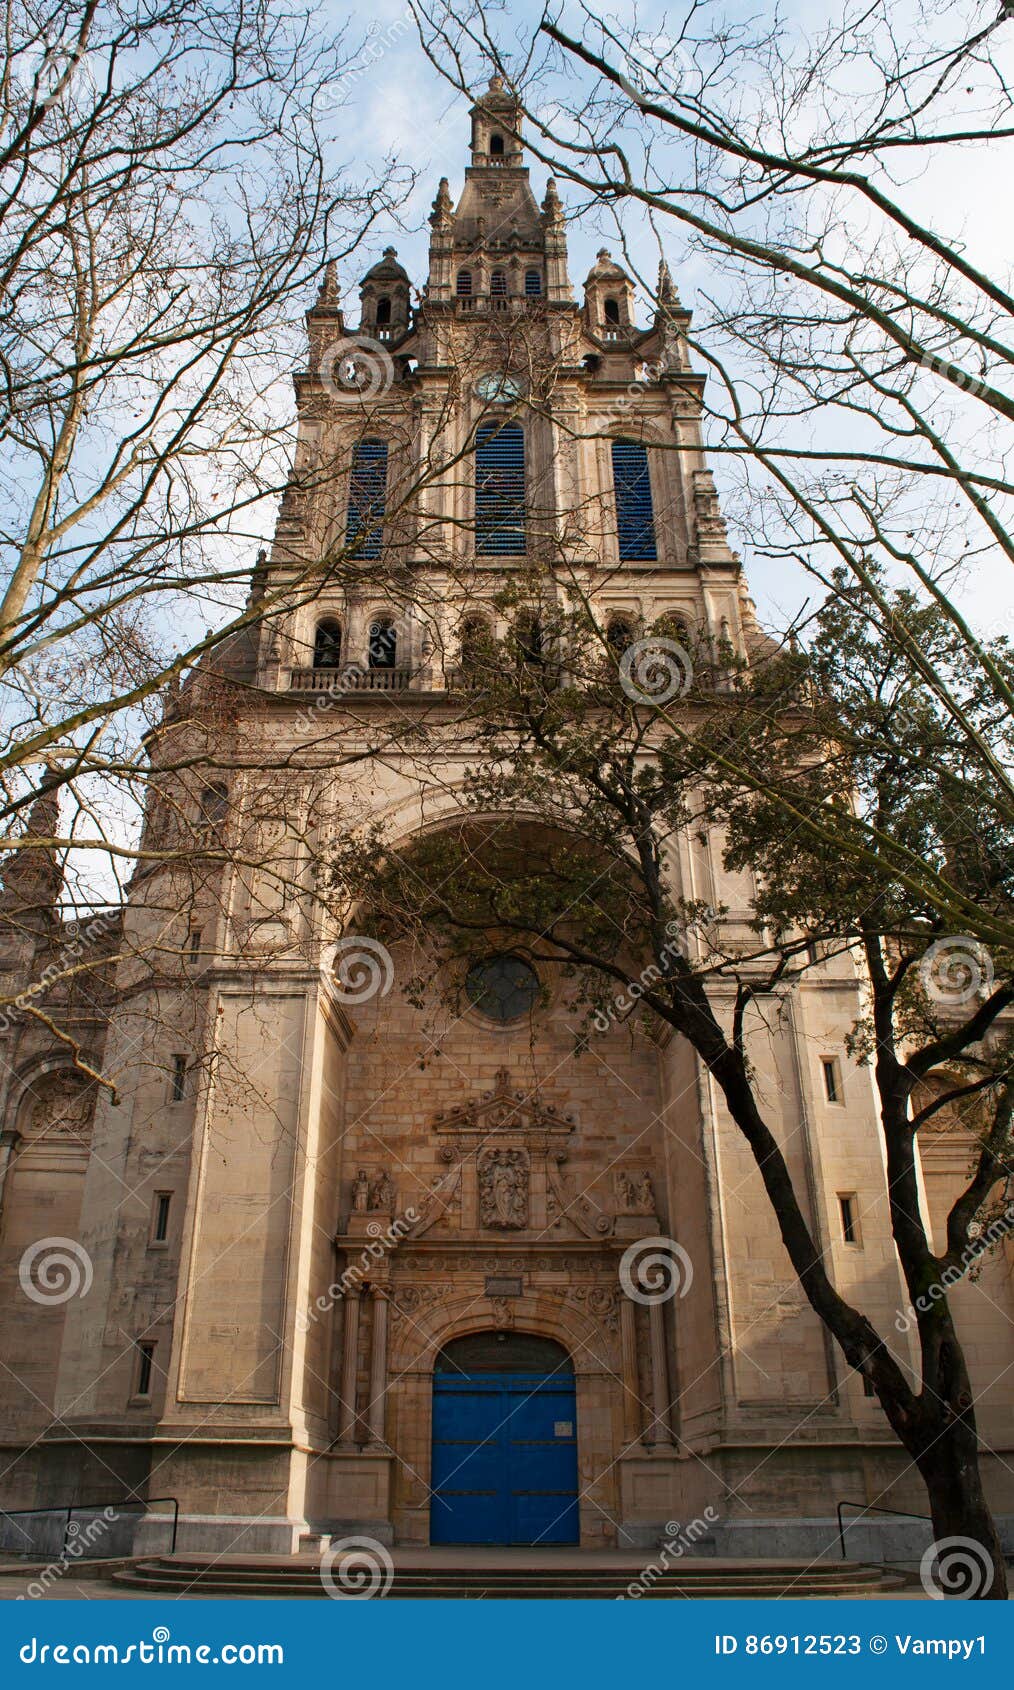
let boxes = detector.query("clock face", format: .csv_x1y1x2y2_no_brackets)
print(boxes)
476,372,523,403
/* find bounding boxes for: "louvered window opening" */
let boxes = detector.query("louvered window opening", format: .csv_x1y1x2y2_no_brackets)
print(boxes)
475,424,526,555
612,439,657,561
345,439,388,559
524,269,542,295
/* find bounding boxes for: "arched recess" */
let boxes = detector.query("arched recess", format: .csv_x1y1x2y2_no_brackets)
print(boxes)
0,1068,94,1426
386,1292,620,1548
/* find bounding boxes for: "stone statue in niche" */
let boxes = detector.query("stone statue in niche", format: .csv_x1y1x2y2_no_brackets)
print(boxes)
615,1172,637,1211
479,1149,528,1230
369,1170,395,1212
352,1170,370,1212
615,1170,656,1215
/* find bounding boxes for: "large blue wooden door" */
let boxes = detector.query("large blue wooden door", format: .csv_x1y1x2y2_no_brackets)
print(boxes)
430,1369,579,1545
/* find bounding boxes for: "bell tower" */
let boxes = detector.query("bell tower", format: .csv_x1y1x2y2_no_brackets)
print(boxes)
422,75,572,309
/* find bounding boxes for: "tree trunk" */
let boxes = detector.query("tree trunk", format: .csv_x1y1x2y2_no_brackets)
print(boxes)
915,1419,1008,1599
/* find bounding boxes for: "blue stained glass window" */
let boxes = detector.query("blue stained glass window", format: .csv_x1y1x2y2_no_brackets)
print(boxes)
611,438,657,561
475,423,526,555
345,438,388,558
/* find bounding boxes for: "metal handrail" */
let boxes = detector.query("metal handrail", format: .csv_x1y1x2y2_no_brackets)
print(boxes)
0,1495,178,1557
836,1498,931,1560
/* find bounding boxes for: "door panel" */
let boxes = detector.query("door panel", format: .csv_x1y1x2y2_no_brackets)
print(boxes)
430,1370,578,1545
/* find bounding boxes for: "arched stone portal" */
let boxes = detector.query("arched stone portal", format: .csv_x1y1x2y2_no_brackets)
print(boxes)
430,1332,577,1545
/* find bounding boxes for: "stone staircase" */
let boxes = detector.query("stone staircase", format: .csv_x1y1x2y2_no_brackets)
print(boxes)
114,1553,915,1599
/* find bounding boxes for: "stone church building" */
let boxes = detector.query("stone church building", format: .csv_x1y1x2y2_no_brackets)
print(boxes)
0,80,1011,1558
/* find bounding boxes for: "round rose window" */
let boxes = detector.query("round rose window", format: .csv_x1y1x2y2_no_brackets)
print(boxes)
465,953,539,1022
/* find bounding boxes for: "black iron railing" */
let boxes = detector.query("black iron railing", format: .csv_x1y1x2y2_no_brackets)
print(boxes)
836,1498,931,1560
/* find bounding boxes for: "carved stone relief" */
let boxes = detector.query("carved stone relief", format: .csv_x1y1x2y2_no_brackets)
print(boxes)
478,1149,529,1230
23,1072,94,1141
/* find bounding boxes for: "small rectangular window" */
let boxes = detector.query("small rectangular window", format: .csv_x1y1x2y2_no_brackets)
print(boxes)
188,927,202,960
821,1057,841,1104
134,1342,156,1399
839,1193,859,1245
170,1054,187,1103
152,1193,171,1244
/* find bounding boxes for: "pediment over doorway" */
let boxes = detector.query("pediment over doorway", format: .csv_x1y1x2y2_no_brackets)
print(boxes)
432,1066,574,1142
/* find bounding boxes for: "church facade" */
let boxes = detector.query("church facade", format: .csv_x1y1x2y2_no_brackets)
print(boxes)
1,80,1011,1558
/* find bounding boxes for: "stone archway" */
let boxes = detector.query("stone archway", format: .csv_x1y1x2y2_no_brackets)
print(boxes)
429,1331,578,1546
385,1290,622,1548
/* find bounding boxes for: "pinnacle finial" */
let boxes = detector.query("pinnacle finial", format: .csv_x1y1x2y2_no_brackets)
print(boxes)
657,258,680,305
542,177,563,221
430,177,454,227
317,260,337,303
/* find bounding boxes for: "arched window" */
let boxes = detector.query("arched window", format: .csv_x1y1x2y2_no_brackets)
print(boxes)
515,610,543,666
657,610,691,647
490,269,508,296
604,297,620,325
611,438,657,561
345,438,388,559
375,295,391,326
460,614,491,672
489,132,505,155
197,783,228,841
456,269,473,296
606,614,635,654
313,619,343,669
475,423,526,555
524,269,542,296
368,617,397,670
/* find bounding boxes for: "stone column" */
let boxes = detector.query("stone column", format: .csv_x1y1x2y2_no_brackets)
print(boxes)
337,1289,362,1447
0,1131,18,1224
619,1294,643,1447
367,1287,389,1447
647,1300,675,1447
